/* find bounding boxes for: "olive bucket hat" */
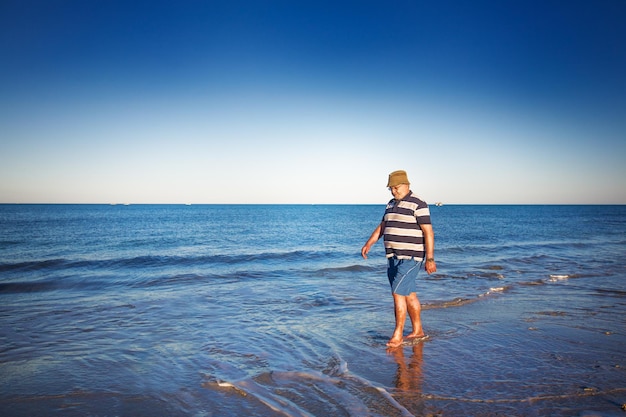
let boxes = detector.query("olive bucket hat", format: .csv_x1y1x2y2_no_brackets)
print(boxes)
387,170,410,187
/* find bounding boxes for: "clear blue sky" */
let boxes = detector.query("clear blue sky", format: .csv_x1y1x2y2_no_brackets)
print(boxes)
1,0,625,204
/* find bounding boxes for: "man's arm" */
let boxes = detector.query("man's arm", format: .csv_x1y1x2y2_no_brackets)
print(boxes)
420,223,437,274
361,221,384,259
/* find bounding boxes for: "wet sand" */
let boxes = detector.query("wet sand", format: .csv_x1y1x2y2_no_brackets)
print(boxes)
363,282,626,416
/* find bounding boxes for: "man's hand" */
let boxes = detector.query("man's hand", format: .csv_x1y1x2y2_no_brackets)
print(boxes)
425,259,437,274
362,222,383,260
361,244,371,259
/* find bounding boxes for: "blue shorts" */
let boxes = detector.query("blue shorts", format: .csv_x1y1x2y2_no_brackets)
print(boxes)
387,258,423,295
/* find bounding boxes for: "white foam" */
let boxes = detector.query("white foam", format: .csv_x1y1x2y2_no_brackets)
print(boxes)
548,274,570,281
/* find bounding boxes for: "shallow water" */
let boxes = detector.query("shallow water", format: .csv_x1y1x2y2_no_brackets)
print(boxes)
1,204,625,416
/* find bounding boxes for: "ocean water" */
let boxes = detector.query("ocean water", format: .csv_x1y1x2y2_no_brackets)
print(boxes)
1,204,625,416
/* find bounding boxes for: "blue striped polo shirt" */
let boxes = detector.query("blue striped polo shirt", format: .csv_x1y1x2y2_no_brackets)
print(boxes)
382,191,431,260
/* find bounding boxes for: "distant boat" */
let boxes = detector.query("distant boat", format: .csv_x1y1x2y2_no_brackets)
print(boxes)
435,202,443,207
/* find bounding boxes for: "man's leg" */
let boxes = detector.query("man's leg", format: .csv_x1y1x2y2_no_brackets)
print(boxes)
388,293,408,347
405,292,424,339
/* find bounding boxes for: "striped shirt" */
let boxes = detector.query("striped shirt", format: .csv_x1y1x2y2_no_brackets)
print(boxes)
382,191,431,260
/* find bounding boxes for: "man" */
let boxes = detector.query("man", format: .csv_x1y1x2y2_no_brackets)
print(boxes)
361,170,436,348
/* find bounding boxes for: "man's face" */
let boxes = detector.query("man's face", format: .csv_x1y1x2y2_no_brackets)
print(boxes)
389,183,410,200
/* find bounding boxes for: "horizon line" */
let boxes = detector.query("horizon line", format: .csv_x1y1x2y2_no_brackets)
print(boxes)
1,202,625,206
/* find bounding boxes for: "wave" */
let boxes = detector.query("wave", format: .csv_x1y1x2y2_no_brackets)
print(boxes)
0,263,379,294
0,270,269,294
201,354,414,417
311,264,380,276
0,252,599,300
422,270,605,310
0,258,71,272
423,286,513,309
0,249,350,273
0,280,61,294
592,287,626,298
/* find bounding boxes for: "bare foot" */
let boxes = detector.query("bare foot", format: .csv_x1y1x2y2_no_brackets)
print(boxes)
405,332,425,340
386,337,404,348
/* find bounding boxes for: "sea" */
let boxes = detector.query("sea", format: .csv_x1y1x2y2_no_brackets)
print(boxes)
1,204,625,417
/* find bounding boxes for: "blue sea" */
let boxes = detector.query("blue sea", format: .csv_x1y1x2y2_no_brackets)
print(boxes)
1,204,625,416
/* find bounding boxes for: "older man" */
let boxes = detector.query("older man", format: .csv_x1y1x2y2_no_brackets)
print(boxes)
361,170,437,348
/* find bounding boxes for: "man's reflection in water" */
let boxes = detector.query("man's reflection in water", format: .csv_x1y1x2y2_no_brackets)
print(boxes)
388,342,424,392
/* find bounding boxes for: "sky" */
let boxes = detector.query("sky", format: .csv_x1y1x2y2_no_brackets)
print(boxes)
1,0,625,204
